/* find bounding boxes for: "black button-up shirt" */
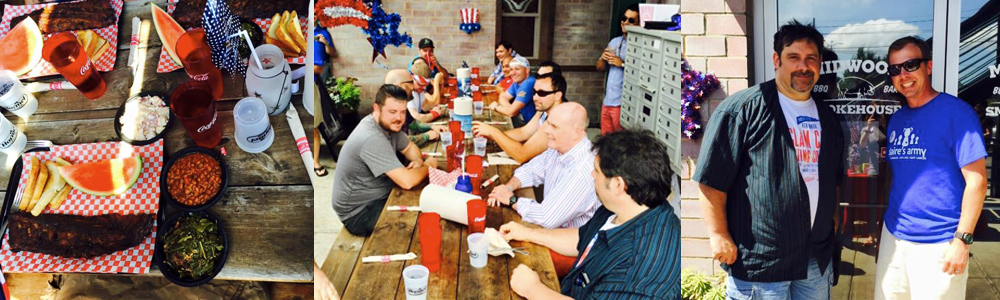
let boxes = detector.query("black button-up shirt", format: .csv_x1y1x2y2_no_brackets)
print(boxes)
693,80,844,282
560,204,681,299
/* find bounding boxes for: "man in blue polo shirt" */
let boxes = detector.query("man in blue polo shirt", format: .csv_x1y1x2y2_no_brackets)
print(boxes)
490,56,537,128
498,130,680,299
874,36,987,300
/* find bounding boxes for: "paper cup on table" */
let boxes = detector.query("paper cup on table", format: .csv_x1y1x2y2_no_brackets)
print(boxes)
0,71,38,119
474,137,487,157
402,265,430,300
0,114,27,155
466,199,486,234
419,184,481,225
233,97,274,153
418,213,442,272
440,132,452,150
467,233,488,268
246,44,293,115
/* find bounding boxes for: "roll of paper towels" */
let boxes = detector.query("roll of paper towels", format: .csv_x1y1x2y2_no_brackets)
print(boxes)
419,184,481,225
457,68,471,80
453,97,473,115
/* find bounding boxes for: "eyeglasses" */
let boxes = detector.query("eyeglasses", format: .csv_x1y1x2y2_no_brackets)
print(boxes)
887,59,928,77
621,16,638,24
534,89,558,97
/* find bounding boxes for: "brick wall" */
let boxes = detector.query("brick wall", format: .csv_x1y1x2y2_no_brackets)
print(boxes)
329,0,497,115
552,0,613,123
679,0,751,276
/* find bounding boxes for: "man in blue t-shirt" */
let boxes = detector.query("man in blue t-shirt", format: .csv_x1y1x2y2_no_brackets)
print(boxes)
875,36,987,300
489,56,537,127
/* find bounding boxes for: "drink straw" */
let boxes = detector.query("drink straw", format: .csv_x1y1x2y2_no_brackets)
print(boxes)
228,30,262,69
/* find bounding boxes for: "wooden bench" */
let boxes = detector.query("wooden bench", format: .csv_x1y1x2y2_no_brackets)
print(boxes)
322,227,367,296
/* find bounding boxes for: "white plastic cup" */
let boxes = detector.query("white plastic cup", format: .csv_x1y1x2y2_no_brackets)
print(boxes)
441,131,452,148
0,114,26,155
233,97,274,153
402,265,430,300
474,136,487,156
0,71,38,119
473,101,483,116
467,233,488,268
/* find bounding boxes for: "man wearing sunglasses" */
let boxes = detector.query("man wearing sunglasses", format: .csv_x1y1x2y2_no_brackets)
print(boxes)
873,36,986,300
474,72,567,164
595,3,639,135
695,20,844,299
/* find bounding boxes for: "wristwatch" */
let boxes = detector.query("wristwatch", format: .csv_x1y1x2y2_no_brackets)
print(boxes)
955,232,974,245
508,195,518,206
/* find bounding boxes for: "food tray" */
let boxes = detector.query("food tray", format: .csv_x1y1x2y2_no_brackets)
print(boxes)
155,0,307,73
0,140,164,273
0,0,124,79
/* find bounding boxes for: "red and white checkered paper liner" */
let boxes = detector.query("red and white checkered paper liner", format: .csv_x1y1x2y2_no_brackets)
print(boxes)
429,168,462,187
0,0,123,79
0,140,164,274
156,0,307,73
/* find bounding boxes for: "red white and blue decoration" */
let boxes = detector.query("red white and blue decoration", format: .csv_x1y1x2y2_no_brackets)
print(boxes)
681,59,720,140
317,0,412,61
203,0,246,75
459,7,480,34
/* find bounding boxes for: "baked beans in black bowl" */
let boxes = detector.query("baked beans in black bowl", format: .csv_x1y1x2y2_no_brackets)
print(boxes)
161,147,229,211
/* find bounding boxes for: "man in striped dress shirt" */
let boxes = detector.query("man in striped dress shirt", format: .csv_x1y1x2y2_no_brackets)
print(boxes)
498,129,681,299
486,102,602,276
695,20,845,299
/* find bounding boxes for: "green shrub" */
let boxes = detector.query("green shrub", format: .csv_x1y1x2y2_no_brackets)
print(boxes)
328,77,361,111
681,268,726,300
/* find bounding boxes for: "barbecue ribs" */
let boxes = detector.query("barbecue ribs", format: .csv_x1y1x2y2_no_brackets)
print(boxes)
172,0,308,29
10,0,117,34
8,212,155,259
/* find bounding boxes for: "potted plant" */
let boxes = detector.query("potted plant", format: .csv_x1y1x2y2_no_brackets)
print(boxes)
681,269,726,300
326,76,361,134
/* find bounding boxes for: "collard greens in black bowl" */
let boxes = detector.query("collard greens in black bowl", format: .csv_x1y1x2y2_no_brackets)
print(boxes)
156,211,229,286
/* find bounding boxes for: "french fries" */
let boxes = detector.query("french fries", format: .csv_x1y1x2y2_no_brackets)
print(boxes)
50,185,72,210
27,165,49,211
54,157,71,166
19,157,41,211
32,162,67,216
265,10,305,57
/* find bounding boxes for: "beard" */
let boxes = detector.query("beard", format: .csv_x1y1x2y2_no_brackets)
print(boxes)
789,70,816,93
377,114,403,132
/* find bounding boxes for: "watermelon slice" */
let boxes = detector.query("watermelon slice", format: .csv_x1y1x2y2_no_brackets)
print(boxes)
58,156,143,197
0,18,42,76
151,4,184,67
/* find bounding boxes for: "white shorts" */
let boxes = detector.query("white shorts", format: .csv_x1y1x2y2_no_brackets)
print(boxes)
874,225,968,300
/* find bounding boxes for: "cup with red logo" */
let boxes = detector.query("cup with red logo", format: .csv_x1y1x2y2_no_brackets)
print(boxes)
176,29,223,101
466,199,486,234
171,81,222,148
42,32,107,100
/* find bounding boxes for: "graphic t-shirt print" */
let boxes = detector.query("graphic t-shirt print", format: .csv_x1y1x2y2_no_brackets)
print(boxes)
789,115,822,182
887,127,926,160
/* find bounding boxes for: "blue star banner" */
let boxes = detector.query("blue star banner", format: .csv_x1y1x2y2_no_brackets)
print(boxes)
203,0,246,75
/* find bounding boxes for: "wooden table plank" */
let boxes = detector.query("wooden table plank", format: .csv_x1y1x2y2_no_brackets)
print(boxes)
341,186,421,300
322,230,367,296
0,100,313,190
497,165,560,299
455,165,513,300
392,216,462,300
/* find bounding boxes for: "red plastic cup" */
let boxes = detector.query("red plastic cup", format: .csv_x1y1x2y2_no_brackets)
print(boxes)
42,32,107,100
471,67,480,79
465,155,483,195
418,212,442,272
473,91,482,102
176,29,224,101
171,81,222,148
466,199,487,234
449,121,463,144
445,145,456,172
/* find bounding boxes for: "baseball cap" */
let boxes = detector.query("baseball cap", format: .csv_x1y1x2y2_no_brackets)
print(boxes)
418,38,435,49
510,56,530,69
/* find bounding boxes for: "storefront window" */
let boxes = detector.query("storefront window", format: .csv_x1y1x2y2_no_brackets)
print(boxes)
959,0,1000,196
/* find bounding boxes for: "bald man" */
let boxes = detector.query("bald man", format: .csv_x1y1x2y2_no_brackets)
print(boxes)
473,72,568,163
486,102,601,276
385,68,447,146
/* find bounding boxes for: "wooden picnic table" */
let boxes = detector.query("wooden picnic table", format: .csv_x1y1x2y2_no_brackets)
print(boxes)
339,166,560,300
338,110,561,300
0,0,313,283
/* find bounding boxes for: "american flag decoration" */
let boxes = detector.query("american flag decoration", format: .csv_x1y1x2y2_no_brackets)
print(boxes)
317,0,412,62
459,7,480,34
203,0,246,75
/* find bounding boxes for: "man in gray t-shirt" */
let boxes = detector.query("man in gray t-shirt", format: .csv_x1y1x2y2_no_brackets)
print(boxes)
332,84,438,236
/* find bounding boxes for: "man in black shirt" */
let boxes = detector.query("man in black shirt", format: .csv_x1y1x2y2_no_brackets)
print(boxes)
694,20,845,299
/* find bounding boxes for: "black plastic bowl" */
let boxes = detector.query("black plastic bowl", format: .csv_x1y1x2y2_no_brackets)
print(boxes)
160,147,229,211
155,210,229,287
114,92,174,146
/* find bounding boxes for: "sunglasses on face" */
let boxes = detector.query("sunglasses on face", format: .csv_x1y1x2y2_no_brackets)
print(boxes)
888,58,928,77
622,16,638,24
534,89,558,97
